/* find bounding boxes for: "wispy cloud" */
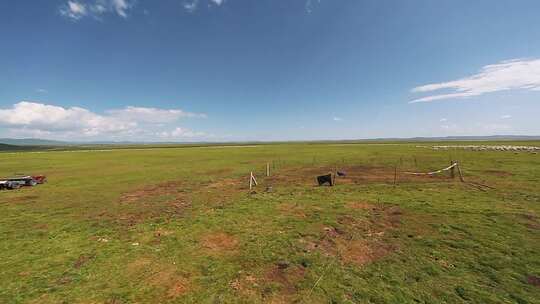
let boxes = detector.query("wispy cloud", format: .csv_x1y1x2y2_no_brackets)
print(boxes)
0,101,208,141
59,0,134,20
440,118,447,122
36,88,48,94
500,114,512,119
60,1,88,20
183,0,199,12
305,0,321,13
183,0,225,12
333,117,343,122
410,58,540,103
210,0,224,6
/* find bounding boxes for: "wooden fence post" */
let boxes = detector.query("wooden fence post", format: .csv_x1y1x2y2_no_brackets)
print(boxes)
249,172,258,190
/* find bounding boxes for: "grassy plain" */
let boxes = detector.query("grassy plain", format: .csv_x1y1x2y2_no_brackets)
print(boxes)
1,142,539,303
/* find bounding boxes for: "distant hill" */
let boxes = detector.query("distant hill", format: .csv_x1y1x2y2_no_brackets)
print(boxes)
0,143,38,151
0,138,68,146
362,135,540,142
0,135,539,147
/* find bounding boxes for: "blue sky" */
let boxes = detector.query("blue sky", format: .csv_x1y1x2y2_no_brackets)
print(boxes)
1,0,540,142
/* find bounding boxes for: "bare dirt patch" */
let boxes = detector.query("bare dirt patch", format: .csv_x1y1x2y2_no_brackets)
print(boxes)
263,263,306,301
347,201,376,210
119,181,185,204
301,204,400,267
200,232,239,255
278,202,308,218
519,213,540,230
73,254,95,269
127,257,192,300
483,170,513,177
528,275,540,287
103,181,192,226
230,274,260,298
147,270,190,299
230,263,307,303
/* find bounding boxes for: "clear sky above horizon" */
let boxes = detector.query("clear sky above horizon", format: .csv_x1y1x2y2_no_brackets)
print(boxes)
1,0,540,142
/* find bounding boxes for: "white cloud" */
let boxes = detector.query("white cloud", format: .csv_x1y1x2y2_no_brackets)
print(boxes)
60,1,88,20
305,0,321,13
500,114,512,119
60,0,134,20
439,118,447,122
106,106,206,123
111,0,131,17
157,127,206,139
333,117,343,121
183,0,199,12
183,0,226,12
36,88,48,94
410,58,540,103
210,0,224,5
0,101,208,141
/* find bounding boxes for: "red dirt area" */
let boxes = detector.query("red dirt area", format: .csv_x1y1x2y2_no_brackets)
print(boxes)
102,181,192,226
127,257,192,300
200,232,239,255
230,263,307,303
300,203,401,267
119,181,185,204
264,263,306,302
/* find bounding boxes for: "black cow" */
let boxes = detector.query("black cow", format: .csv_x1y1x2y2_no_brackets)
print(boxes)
317,174,333,186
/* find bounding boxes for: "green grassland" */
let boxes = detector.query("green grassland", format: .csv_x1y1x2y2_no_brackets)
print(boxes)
1,142,539,303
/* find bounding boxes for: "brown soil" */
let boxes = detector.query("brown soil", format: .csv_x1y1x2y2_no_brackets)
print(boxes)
127,257,191,299
528,275,540,287
73,254,95,269
265,264,306,294
147,268,190,299
230,274,259,297
102,181,192,226
520,213,540,230
301,204,400,267
483,170,513,177
200,232,239,254
119,181,185,203
230,263,307,303
278,203,308,218
347,201,377,210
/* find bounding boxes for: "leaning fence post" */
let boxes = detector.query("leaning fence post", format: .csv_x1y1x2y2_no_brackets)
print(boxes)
249,172,258,190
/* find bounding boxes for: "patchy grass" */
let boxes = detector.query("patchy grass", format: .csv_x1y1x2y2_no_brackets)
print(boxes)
1,142,539,303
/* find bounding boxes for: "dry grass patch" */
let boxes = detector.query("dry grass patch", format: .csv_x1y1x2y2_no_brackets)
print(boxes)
127,257,192,300
301,204,401,267
200,232,239,255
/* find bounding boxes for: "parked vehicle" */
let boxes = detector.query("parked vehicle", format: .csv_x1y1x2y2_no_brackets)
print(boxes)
0,180,22,190
0,175,46,191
